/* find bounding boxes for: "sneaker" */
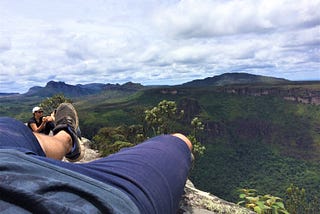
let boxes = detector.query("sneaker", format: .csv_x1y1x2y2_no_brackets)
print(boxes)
53,103,84,162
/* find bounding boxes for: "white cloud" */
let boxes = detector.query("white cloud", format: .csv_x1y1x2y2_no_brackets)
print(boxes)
155,0,320,38
0,0,319,93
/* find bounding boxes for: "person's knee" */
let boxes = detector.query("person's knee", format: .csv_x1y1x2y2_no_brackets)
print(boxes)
171,133,192,151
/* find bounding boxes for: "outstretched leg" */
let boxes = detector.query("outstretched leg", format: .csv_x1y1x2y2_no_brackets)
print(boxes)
35,102,83,161
0,103,83,161
33,131,72,160
38,134,193,213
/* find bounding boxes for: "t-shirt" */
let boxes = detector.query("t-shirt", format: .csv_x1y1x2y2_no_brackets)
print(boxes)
27,117,43,131
0,149,140,214
27,117,54,135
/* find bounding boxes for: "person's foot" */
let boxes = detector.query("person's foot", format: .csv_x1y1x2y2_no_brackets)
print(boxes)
53,103,84,162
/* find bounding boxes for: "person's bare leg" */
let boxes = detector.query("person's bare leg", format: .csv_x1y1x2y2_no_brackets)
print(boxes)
33,131,72,160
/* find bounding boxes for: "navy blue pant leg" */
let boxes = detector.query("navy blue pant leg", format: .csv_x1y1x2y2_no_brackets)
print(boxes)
0,117,46,156
37,135,192,214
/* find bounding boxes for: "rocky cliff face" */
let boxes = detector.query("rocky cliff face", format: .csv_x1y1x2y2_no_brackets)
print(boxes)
73,138,253,214
221,85,320,105
24,81,143,98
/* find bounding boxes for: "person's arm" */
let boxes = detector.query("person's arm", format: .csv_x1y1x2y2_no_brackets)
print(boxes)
30,117,47,133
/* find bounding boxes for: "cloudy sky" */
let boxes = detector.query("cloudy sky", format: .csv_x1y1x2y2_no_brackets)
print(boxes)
0,0,319,93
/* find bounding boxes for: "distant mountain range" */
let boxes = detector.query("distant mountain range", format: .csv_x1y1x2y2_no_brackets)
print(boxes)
23,81,144,98
0,72,294,98
181,72,290,87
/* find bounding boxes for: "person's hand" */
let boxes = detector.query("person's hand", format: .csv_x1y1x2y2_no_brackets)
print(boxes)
50,112,55,121
46,115,54,122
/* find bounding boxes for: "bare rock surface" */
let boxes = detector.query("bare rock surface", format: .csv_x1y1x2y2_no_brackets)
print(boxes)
179,180,255,214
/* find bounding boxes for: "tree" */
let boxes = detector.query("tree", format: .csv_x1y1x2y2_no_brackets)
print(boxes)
92,125,142,156
127,124,145,144
188,117,206,157
285,183,319,214
94,100,206,157
39,94,72,115
145,100,206,157
144,100,183,136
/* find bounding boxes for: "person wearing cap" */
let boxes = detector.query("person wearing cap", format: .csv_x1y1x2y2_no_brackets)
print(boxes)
27,106,55,135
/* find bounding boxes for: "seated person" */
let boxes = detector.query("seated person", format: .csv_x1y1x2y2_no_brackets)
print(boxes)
27,106,55,135
0,103,193,213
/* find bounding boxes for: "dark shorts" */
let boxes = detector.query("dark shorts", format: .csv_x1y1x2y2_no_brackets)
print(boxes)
0,117,192,213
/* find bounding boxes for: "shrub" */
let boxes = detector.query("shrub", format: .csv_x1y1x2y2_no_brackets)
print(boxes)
238,189,289,214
